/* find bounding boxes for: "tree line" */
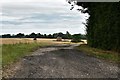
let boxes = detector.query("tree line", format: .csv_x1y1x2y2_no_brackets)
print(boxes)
68,1,120,52
1,31,86,39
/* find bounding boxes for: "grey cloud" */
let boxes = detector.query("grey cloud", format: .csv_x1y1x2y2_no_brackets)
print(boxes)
1,1,89,34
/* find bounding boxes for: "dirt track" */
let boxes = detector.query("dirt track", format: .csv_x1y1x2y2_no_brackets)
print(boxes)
3,44,119,78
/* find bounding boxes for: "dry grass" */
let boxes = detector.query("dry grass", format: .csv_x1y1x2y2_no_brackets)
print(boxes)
0,38,71,45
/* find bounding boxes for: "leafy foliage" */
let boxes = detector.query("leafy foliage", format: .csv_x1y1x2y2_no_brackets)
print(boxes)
1,31,86,39
71,2,120,52
71,34,81,42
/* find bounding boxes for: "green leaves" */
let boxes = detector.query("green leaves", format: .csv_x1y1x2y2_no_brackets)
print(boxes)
71,34,81,43
76,2,120,52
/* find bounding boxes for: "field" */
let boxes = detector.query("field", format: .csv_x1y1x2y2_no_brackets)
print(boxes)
2,39,118,78
0,38,72,44
1,38,72,67
1,38,88,67
1,38,119,78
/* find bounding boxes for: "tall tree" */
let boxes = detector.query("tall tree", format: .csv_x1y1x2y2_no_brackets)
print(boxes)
2,34,11,38
66,31,72,39
29,32,37,38
16,33,24,38
68,1,120,52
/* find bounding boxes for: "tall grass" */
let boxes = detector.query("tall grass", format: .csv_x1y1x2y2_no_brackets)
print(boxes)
2,42,52,67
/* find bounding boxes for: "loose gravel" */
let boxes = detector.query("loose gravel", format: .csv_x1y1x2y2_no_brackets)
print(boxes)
3,44,119,78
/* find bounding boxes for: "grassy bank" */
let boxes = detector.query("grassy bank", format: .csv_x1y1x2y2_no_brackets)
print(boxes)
2,42,53,67
77,44,119,62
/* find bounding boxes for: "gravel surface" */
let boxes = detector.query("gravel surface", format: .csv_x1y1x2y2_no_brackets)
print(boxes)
3,44,119,78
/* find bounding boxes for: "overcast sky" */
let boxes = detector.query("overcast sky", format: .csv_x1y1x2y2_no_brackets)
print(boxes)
1,0,89,35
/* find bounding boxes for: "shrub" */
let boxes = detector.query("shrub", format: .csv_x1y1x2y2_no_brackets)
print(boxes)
71,34,81,43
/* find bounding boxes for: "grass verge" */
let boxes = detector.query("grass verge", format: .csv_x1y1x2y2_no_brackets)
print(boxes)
2,42,53,67
77,44,119,62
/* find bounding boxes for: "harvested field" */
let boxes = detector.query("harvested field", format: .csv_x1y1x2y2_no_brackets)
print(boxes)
0,38,72,44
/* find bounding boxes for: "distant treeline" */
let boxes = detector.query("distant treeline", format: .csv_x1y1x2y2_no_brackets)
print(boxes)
1,31,86,39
